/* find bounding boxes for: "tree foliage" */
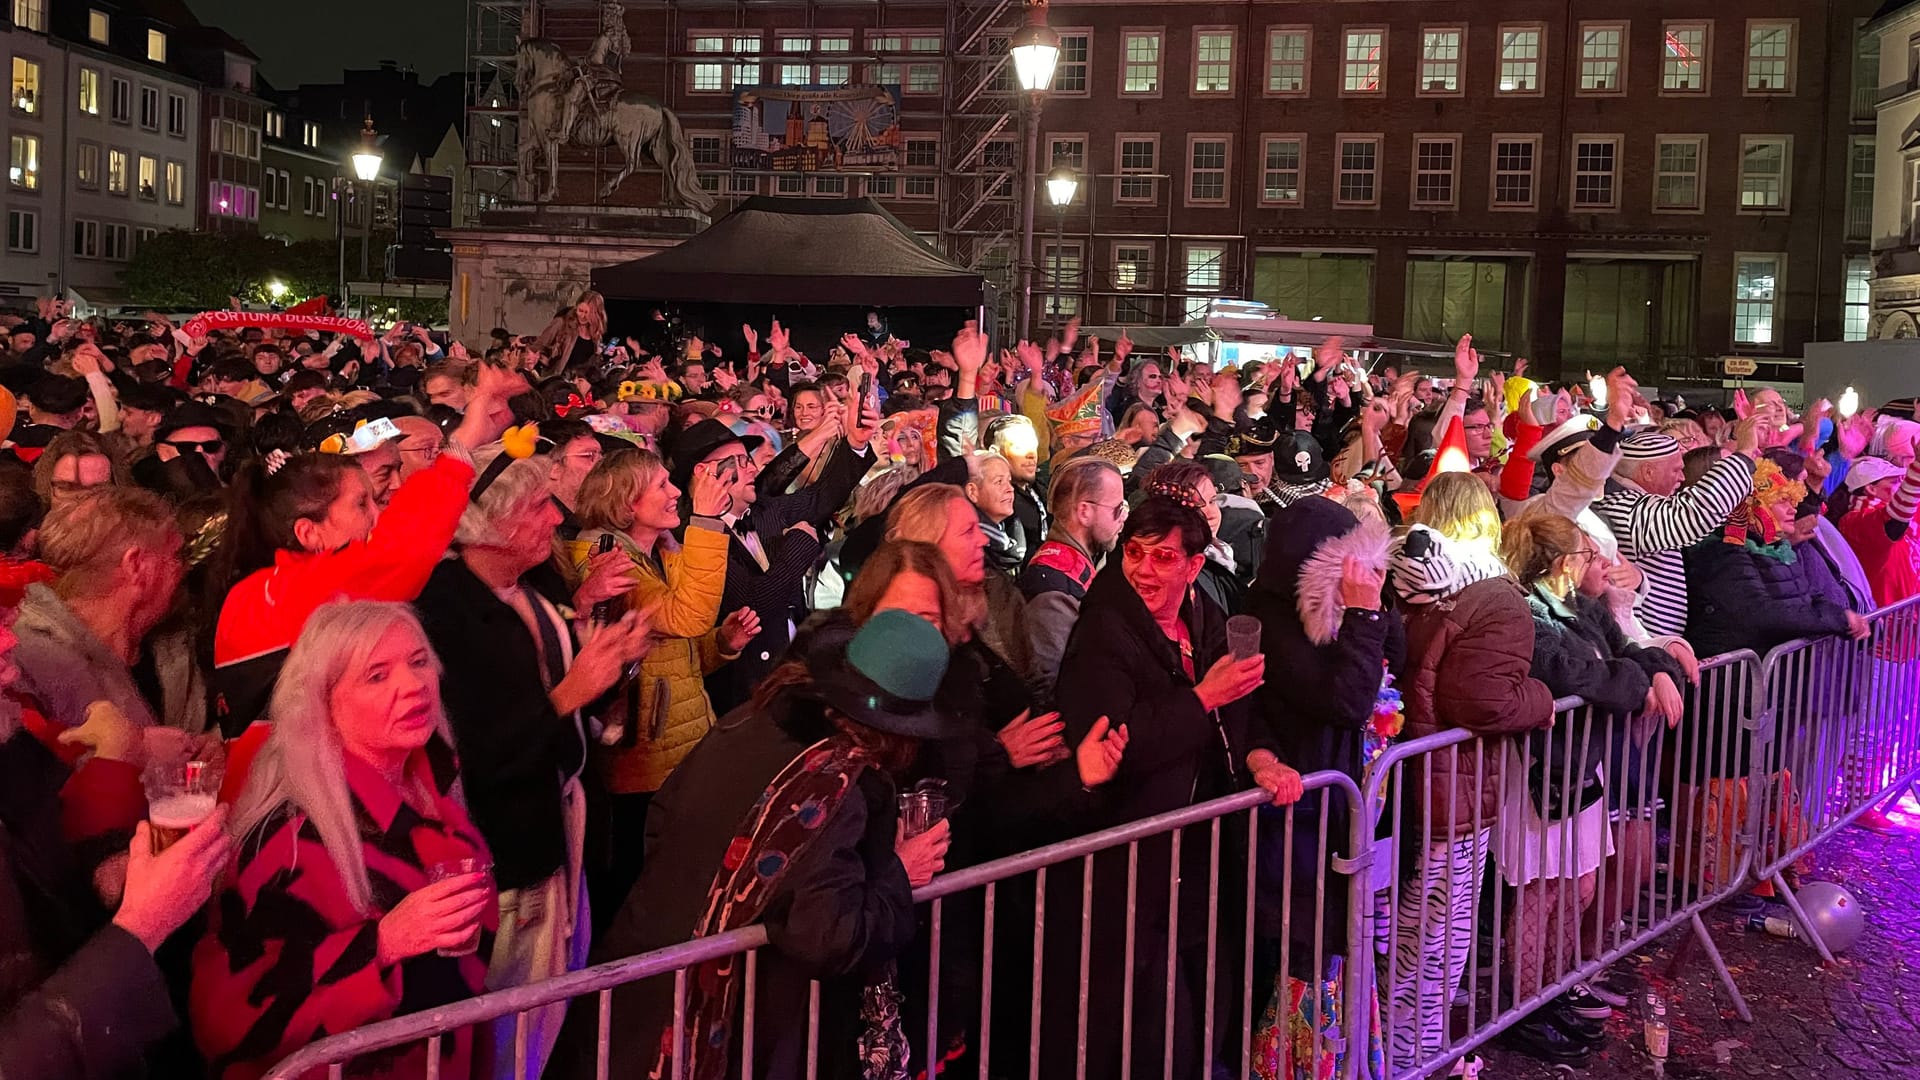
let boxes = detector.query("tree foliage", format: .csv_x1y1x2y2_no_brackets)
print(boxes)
120,228,396,310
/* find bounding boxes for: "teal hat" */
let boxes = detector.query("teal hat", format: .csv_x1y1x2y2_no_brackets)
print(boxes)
806,610,958,739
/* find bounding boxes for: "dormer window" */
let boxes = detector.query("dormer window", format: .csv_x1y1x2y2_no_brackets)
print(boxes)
147,29,167,62
87,9,108,44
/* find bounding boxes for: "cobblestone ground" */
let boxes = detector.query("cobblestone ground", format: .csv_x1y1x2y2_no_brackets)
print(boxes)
1477,799,1920,1080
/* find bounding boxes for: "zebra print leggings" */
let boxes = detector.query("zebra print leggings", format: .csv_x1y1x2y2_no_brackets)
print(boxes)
1386,830,1490,1069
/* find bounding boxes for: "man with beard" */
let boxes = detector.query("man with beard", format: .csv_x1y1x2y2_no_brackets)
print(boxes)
1019,456,1126,689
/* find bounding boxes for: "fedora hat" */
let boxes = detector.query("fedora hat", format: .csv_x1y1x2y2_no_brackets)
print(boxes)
801,610,958,740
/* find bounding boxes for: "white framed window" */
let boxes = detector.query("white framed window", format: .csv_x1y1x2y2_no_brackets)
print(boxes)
1193,30,1234,95
1855,27,1881,119
773,174,806,195
1663,22,1710,93
147,29,166,62
903,136,938,200
5,208,36,253
1186,135,1230,205
866,31,942,95
1420,28,1464,95
109,77,130,123
165,159,184,204
139,85,159,130
864,175,894,198
1845,255,1872,342
87,8,108,43
815,35,851,86
903,174,936,199
167,93,187,136
72,218,98,258
1909,159,1920,244
1411,135,1459,208
1183,244,1226,320
1266,28,1309,95
1116,134,1159,203
1746,21,1795,94
1571,135,1621,210
12,1,46,33
1578,23,1626,94
1654,136,1705,212
1848,137,1875,241
1113,242,1155,291
1334,134,1381,207
1053,31,1089,95
689,32,761,92
302,121,320,148
107,148,128,195
137,153,158,200
265,111,282,139
78,68,100,115
103,222,129,261
1122,30,1162,95
10,56,39,115
1343,29,1385,95
1739,136,1790,211
813,175,847,196
1497,24,1543,94
134,226,153,252
76,142,99,188
1260,135,1304,207
1733,253,1783,346
1041,240,1083,316
1049,134,1086,203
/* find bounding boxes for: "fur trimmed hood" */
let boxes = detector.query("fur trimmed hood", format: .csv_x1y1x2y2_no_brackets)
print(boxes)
1294,514,1392,645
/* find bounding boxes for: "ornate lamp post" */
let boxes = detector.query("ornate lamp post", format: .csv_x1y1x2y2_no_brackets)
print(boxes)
1045,166,1078,333
1009,0,1059,344
336,117,385,309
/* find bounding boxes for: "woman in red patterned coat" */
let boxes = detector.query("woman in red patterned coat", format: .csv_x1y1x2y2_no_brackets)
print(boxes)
190,601,496,1080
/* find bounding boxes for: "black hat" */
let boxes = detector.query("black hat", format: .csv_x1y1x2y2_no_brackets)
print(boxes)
1272,430,1329,486
1202,453,1246,495
800,610,957,739
155,400,235,444
24,374,87,417
670,418,747,490
1225,422,1277,459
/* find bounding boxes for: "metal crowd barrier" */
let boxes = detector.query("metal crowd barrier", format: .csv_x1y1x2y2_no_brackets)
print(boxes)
1749,595,1920,962
263,607,1919,1080
263,770,1373,1080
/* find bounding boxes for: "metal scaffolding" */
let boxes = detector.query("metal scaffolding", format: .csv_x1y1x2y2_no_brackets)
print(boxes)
463,0,532,215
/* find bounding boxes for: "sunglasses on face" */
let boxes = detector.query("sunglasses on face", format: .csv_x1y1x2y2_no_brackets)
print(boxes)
166,438,224,455
1122,542,1188,568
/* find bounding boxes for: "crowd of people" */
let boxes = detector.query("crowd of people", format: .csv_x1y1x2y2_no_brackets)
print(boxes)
0,289,1915,1080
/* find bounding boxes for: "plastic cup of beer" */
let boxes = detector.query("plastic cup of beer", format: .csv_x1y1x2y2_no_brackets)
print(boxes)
1225,614,1263,660
145,760,218,855
896,779,950,840
427,858,491,957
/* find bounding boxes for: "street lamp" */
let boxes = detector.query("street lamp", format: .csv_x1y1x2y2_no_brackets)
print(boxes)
1012,0,1058,344
338,117,386,312
267,280,287,302
1045,167,1078,334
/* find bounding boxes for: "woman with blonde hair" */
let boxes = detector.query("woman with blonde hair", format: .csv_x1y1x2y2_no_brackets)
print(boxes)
192,601,496,1080
567,447,755,926
533,291,609,373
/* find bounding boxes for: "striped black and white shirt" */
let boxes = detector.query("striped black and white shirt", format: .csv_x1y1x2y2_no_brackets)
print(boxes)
1594,453,1755,639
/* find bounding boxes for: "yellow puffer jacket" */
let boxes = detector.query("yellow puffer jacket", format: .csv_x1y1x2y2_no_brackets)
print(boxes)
567,522,733,795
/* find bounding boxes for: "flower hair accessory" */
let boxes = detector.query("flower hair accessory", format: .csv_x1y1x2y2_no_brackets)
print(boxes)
1145,477,1209,511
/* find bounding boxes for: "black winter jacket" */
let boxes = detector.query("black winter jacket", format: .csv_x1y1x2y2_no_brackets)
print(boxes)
1683,531,1854,659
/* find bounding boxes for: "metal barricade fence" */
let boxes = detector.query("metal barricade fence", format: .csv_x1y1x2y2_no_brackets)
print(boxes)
1750,595,1920,962
263,770,1373,1080
1359,651,1762,1080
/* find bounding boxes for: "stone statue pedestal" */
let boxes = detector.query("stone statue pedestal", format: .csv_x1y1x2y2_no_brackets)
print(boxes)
442,203,711,344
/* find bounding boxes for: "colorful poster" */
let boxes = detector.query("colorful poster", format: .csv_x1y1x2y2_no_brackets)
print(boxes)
730,85,903,173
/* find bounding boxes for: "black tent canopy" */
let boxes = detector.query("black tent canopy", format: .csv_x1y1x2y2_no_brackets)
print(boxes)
591,197,986,308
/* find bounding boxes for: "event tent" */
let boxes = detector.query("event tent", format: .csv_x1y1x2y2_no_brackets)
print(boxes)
591,197,987,309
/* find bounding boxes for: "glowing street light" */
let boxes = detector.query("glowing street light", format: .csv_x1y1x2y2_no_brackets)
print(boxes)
351,116,384,182
267,280,287,300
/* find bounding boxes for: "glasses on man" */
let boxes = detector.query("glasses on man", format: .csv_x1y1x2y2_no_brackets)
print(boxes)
1081,498,1128,521
166,438,224,455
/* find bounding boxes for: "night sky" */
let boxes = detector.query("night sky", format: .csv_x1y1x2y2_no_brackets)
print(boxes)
185,0,469,88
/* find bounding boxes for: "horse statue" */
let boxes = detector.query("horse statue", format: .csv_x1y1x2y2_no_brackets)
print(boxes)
515,36,714,211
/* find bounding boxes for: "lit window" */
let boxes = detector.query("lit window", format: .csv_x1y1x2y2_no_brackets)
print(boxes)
1739,136,1790,210
1267,29,1308,94
12,1,46,34
690,35,727,91
7,133,38,190
1579,24,1625,93
1188,137,1228,204
1663,24,1708,92
78,68,100,115
147,29,166,62
1184,245,1225,320
1844,256,1872,342
303,121,320,148
1420,29,1462,94
107,148,128,194
1734,255,1781,345
1498,25,1542,93
1335,136,1380,206
1042,242,1082,315
1571,137,1619,209
1654,136,1704,211
1412,137,1457,207
1123,31,1161,94
10,57,39,115
1492,137,1538,208
1114,244,1153,290
1747,21,1794,93
1194,32,1233,94
1261,136,1302,206
137,153,157,199
1049,136,1085,171
1117,136,1158,201
1343,29,1384,94
87,8,108,44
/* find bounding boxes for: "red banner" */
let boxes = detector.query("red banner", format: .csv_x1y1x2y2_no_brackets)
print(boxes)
181,309,374,341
